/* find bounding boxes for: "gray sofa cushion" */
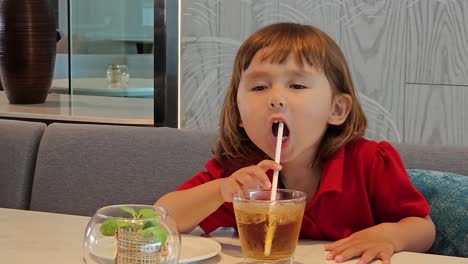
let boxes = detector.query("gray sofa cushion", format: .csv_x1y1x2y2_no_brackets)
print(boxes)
396,144,468,176
0,119,46,209
30,123,216,216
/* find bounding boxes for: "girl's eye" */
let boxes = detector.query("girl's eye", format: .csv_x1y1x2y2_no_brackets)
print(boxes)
251,85,267,91
290,84,307,89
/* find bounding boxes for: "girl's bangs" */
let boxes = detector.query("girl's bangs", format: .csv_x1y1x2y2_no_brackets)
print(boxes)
255,33,327,70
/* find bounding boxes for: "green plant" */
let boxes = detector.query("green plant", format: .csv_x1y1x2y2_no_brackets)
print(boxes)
99,207,167,244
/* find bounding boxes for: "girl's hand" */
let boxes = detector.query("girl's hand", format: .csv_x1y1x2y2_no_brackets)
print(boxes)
324,224,397,264
220,160,281,202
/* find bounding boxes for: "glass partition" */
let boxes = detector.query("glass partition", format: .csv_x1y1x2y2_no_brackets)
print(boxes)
68,0,154,98
51,0,155,125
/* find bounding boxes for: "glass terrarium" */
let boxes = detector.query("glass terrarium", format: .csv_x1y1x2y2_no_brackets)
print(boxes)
83,204,180,264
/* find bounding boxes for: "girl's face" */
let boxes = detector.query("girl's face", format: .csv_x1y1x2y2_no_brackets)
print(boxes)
237,52,344,166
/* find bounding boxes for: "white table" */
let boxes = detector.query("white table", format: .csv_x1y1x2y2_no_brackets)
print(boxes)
1,208,466,264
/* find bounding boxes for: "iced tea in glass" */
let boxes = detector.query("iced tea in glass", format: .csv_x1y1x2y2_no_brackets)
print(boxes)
233,189,306,263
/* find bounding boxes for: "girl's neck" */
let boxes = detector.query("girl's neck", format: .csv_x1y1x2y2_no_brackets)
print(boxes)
280,161,322,203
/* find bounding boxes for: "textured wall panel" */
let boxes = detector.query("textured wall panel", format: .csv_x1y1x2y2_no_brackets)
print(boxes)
407,0,468,85
179,0,468,145
180,0,220,128
278,0,341,43
181,0,279,129
405,84,468,145
341,0,406,142
215,0,279,127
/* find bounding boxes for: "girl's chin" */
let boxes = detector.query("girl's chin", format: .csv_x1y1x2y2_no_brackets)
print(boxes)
266,142,290,157
277,151,292,163
259,137,291,159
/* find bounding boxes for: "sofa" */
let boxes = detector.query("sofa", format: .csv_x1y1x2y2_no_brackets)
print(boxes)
0,119,466,257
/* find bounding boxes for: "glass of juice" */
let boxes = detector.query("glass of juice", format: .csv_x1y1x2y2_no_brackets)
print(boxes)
233,189,306,263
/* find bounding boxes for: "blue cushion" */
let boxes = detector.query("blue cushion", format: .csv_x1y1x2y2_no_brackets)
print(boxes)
407,169,468,257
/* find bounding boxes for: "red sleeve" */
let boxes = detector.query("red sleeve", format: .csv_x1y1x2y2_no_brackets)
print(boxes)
176,158,237,234
368,142,430,223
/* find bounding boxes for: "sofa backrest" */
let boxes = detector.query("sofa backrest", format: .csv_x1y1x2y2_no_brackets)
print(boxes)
26,121,468,216
396,144,468,176
0,119,46,209
29,123,216,216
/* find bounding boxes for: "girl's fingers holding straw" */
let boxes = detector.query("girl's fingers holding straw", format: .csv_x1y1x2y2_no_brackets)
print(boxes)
257,160,282,189
229,164,271,190
257,160,282,171
244,164,274,189
235,172,264,189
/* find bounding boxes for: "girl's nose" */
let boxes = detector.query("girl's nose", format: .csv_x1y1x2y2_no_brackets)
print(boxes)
270,101,284,108
268,96,286,110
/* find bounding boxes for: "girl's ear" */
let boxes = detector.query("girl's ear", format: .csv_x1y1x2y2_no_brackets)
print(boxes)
328,94,352,126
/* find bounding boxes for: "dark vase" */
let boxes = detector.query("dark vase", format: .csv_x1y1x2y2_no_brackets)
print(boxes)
0,0,56,104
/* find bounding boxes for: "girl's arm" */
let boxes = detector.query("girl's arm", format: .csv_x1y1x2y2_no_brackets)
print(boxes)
325,216,435,264
155,160,279,233
154,178,225,233
391,216,435,252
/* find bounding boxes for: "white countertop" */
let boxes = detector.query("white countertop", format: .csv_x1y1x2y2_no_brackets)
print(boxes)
1,208,466,264
50,78,154,98
0,91,153,125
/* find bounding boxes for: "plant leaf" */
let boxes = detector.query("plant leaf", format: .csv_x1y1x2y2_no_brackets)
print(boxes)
121,207,138,218
139,208,156,218
142,219,158,229
100,218,132,236
140,225,167,244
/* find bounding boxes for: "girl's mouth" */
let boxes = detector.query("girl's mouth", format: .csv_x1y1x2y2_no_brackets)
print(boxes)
272,120,290,141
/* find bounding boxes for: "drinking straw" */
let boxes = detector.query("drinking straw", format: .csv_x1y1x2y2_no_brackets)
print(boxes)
264,121,284,256
270,122,284,201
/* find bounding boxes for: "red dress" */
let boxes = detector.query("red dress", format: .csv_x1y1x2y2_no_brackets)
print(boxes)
176,137,430,240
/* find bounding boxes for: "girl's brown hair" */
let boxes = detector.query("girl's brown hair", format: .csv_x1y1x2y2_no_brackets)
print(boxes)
214,22,367,169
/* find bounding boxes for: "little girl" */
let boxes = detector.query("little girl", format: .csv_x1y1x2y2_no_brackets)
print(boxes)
155,22,435,264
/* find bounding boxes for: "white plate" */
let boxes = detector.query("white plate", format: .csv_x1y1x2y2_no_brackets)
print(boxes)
88,234,221,263
179,234,222,263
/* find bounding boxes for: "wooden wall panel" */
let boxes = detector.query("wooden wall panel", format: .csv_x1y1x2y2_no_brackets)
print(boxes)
219,0,278,40
278,0,341,43
405,84,468,145
180,0,220,128
178,0,468,145
181,0,219,38
181,0,279,129
341,0,406,143
218,0,279,98
407,0,468,86
218,0,279,96
182,0,278,129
